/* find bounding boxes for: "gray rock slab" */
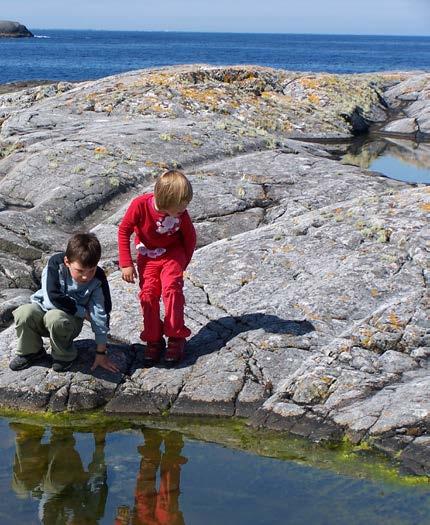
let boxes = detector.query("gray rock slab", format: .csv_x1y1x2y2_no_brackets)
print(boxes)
0,288,33,328
0,326,130,412
381,118,418,135
0,65,429,473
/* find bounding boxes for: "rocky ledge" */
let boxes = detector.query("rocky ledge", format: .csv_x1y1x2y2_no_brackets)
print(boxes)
0,20,33,38
0,65,428,475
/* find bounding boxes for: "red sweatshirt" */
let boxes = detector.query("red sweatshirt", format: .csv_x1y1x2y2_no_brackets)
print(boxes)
118,193,196,269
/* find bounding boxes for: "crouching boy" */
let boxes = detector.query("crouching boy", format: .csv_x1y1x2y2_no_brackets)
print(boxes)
9,233,119,373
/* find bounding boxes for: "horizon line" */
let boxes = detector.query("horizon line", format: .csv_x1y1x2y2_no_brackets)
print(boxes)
29,28,430,38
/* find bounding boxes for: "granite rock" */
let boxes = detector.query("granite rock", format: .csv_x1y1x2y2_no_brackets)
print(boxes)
0,66,428,474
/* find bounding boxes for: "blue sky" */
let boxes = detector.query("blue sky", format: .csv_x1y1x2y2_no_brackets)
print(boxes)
2,0,429,35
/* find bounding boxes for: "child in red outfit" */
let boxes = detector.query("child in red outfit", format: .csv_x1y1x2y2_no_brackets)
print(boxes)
118,170,196,365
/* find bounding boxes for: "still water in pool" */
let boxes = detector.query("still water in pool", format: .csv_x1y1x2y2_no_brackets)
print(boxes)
0,417,430,525
341,137,430,184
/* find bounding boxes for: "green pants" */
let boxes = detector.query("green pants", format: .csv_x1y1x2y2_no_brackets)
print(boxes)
13,303,84,361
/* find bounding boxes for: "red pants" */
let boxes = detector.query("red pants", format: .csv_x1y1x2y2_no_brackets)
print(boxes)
137,246,191,343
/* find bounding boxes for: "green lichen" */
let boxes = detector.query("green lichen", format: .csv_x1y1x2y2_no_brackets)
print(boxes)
108,177,120,187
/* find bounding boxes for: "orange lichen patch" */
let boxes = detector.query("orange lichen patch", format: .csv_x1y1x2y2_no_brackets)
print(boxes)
387,311,405,329
308,93,321,105
300,77,320,90
94,146,108,155
138,72,172,87
241,173,268,183
358,327,375,348
144,160,169,170
370,288,379,298
179,86,225,108
221,70,256,83
259,91,294,108
419,202,430,213
319,74,340,86
278,244,295,254
85,93,98,102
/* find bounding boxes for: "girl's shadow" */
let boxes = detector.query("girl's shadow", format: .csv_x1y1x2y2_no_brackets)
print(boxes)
180,313,315,367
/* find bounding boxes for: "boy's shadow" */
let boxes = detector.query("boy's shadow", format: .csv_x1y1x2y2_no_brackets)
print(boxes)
179,313,315,367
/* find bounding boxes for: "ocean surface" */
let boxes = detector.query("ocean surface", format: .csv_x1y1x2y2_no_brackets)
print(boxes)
0,30,429,84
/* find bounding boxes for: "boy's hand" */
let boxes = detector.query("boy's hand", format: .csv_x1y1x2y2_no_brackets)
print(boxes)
91,353,120,373
121,266,137,283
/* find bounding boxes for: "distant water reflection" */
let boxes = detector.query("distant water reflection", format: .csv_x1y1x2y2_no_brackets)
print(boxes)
1,417,430,525
340,138,430,184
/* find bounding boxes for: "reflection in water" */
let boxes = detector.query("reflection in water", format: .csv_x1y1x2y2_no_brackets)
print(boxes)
340,137,430,184
3,418,430,525
9,423,186,525
115,430,186,525
11,422,108,525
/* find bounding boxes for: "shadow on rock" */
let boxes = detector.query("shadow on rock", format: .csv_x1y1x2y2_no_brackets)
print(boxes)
73,339,131,383
182,313,315,366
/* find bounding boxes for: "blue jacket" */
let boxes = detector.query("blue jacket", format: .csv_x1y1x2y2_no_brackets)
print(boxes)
31,252,112,344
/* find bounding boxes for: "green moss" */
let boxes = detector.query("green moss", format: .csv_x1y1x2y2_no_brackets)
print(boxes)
0,408,427,486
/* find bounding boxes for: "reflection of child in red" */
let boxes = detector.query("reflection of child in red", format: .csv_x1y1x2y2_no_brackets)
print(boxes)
114,430,187,525
118,170,196,366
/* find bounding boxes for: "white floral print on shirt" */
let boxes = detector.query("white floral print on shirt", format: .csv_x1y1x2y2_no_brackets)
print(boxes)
156,215,180,235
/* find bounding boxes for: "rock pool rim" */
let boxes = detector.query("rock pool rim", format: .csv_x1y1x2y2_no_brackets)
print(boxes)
0,407,427,486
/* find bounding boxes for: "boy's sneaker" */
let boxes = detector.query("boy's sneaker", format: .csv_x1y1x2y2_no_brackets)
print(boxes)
144,339,165,366
9,348,47,371
52,358,76,372
165,337,186,365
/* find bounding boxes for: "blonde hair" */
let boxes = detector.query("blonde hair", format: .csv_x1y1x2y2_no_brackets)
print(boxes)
154,170,193,210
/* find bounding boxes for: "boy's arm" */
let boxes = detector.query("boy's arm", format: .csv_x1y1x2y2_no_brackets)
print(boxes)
42,253,84,317
87,285,119,373
87,285,109,345
95,267,111,322
180,211,197,269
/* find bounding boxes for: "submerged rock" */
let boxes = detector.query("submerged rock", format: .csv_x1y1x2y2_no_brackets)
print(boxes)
0,65,428,475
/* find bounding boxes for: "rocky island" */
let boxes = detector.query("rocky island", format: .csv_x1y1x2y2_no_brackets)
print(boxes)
0,65,428,475
0,20,33,38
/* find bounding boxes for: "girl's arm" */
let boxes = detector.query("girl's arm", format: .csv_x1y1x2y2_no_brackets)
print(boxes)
180,211,197,269
117,198,142,268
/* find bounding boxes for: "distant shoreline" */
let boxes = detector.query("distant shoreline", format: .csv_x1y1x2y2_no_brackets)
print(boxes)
28,29,430,38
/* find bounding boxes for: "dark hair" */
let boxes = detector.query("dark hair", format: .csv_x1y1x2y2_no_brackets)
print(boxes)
65,232,101,267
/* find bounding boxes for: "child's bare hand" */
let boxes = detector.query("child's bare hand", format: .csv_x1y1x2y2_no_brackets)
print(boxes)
91,353,120,373
121,266,137,283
